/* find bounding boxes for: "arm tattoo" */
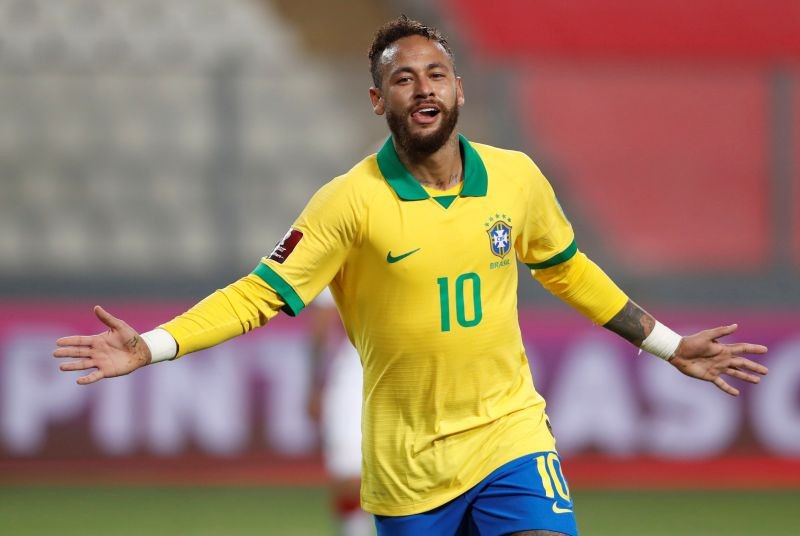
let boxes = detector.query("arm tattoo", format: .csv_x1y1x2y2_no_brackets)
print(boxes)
602,299,655,346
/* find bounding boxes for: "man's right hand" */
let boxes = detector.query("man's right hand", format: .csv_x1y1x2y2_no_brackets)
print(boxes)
53,305,152,385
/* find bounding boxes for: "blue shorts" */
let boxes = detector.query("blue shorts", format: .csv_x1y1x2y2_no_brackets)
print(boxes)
375,452,578,536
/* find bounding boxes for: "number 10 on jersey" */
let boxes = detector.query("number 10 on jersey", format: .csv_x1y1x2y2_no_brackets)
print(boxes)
437,273,483,332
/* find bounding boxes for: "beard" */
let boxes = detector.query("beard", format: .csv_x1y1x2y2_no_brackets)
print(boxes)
386,100,460,161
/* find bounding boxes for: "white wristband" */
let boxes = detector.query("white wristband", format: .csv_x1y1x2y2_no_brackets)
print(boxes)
639,321,682,361
141,328,178,363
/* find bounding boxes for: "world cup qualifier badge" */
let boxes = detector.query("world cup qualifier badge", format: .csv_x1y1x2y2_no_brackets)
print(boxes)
485,213,512,258
269,228,303,264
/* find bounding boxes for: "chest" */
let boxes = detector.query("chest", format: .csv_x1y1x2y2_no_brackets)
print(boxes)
360,192,525,282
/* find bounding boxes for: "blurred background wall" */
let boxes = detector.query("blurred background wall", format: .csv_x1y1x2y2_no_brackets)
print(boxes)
1,0,798,489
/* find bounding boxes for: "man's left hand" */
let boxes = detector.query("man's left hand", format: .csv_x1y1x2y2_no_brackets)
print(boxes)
669,324,768,396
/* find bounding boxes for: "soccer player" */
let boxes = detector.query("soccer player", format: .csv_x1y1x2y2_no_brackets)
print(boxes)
307,288,373,536
54,16,769,536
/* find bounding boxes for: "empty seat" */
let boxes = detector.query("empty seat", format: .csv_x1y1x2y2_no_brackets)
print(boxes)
518,65,770,274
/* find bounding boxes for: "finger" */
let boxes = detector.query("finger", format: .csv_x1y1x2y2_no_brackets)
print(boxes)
94,305,124,331
60,359,96,372
53,346,93,359
726,343,768,356
713,376,740,397
55,335,94,347
725,367,761,384
77,370,105,385
706,324,738,341
731,357,769,375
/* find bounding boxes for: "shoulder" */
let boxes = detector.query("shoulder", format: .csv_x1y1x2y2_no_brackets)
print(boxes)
300,153,386,226
311,153,384,205
470,140,548,189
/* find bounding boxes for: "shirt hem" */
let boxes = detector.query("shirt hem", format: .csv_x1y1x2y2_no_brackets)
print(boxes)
361,445,552,517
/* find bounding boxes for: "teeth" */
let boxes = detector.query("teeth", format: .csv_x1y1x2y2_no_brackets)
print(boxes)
419,108,436,113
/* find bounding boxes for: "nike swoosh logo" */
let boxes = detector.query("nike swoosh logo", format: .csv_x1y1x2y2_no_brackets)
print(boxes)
386,248,421,264
552,502,573,514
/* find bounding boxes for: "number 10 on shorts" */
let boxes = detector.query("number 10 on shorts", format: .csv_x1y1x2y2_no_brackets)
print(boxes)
535,452,571,501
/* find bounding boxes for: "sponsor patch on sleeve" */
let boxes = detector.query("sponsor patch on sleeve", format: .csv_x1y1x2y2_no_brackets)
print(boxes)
269,228,303,264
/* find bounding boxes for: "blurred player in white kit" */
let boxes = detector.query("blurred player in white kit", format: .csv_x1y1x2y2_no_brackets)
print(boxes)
307,287,374,536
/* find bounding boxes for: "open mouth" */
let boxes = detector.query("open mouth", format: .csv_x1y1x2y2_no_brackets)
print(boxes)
411,106,441,124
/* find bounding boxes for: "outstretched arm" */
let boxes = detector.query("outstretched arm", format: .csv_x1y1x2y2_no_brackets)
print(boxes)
54,273,285,385
519,167,768,396
532,253,768,397
603,299,768,396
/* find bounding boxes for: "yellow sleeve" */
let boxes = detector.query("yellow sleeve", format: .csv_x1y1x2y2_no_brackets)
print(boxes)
533,251,629,325
513,155,626,324
160,173,362,358
515,156,577,268
160,274,284,358
253,175,362,316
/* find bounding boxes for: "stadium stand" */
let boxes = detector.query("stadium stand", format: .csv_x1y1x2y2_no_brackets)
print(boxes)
441,0,798,277
518,65,770,274
0,0,371,281
0,0,795,300
442,0,800,62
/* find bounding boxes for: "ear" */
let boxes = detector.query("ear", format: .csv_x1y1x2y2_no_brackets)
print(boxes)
369,87,385,115
456,77,465,107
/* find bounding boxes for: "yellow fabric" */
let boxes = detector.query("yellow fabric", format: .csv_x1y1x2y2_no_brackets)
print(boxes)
158,138,630,516
534,252,629,326
514,160,578,267
421,182,462,196
160,274,283,357
259,141,600,516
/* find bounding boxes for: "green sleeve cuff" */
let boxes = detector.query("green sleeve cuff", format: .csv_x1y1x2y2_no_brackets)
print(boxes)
251,263,305,317
526,239,578,270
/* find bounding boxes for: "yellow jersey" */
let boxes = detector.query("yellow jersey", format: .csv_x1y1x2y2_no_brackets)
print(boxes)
162,135,628,516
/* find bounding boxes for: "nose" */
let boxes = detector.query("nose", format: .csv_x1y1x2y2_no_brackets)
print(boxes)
414,76,434,98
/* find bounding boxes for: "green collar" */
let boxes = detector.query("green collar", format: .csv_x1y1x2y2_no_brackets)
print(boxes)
376,134,488,201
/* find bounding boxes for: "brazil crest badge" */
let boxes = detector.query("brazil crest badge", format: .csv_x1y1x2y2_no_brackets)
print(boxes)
487,220,512,258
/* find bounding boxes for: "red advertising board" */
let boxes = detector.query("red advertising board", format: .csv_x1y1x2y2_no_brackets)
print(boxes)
1,301,798,487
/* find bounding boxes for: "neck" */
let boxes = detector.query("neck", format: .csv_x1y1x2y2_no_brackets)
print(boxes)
394,133,462,191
